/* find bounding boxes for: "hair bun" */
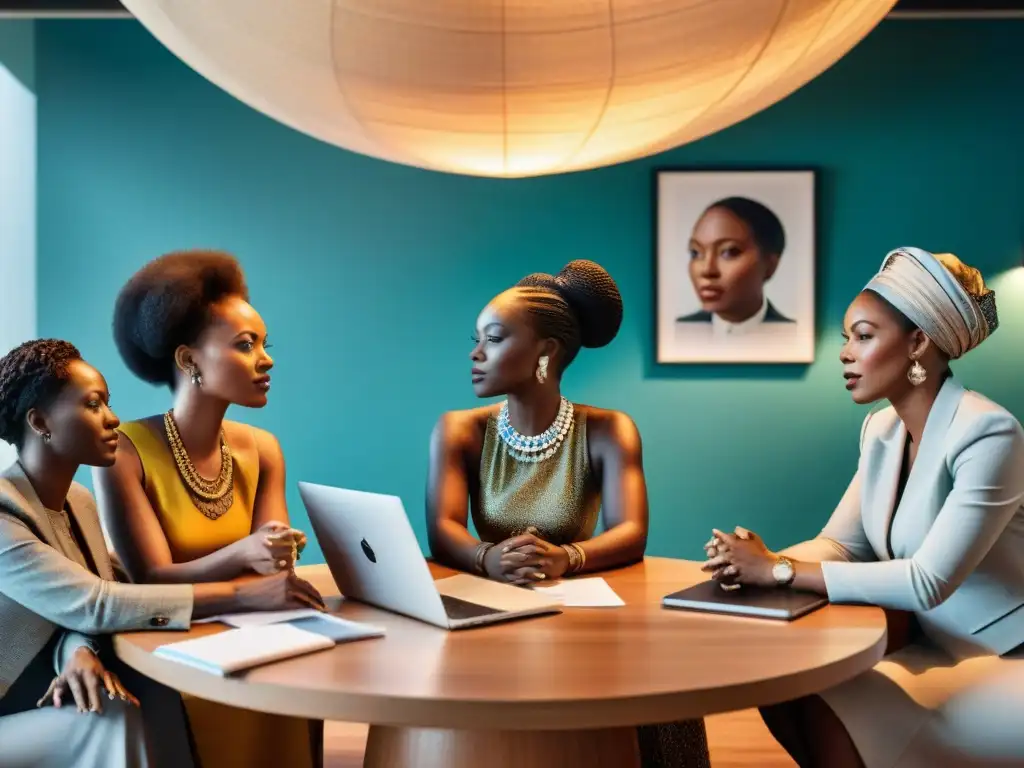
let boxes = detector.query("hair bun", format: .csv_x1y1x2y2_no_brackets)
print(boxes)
552,260,623,348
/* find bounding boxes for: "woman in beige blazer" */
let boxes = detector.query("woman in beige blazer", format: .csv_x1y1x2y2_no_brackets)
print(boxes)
0,338,324,768
703,247,1024,767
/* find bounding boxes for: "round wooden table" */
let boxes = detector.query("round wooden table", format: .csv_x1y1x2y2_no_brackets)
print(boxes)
115,557,886,768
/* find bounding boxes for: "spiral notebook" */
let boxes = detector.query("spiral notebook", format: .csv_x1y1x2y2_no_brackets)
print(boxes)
154,617,384,676
661,579,827,621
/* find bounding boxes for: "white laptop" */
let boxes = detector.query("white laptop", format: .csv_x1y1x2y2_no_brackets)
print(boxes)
298,482,561,630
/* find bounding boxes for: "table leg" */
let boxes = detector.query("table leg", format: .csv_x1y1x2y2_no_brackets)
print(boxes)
364,724,640,768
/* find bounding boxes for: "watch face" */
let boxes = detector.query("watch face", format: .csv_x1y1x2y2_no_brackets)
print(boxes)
773,560,794,583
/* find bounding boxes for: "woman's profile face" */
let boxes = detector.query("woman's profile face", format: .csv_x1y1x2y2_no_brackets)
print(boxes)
687,206,779,324
39,360,121,467
185,294,274,408
469,289,544,399
840,291,918,405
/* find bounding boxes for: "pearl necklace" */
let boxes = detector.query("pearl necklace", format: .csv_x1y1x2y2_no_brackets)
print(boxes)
497,397,574,463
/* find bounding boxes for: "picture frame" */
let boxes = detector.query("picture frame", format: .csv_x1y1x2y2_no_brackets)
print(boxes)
653,168,816,364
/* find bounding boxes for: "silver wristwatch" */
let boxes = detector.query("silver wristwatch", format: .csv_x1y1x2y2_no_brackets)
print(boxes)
771,556,795,587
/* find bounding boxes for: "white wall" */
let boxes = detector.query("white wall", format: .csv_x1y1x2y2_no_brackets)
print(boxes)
0,21,37,465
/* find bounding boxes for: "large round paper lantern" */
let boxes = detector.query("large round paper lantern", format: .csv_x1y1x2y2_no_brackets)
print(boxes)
121,0,898,178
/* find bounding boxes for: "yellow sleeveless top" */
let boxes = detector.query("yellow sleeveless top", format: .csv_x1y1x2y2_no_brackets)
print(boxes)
473,409,600,545
118,420,259,563
118,420,315,768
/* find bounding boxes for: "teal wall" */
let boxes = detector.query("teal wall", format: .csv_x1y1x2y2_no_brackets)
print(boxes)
33,19,1024,565
0,19,33,92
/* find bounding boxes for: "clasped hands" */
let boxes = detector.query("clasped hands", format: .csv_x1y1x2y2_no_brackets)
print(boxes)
484,527,570,586
243,521,308,575
701,526,779,588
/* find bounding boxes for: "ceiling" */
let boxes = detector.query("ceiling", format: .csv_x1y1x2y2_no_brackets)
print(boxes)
2,0,1024,16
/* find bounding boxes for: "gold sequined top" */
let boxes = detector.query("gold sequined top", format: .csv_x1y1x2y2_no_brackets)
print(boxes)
472,409,600,545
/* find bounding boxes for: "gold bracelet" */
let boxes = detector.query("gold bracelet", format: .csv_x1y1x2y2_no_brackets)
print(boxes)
574,542,587,572
560,544,576,573
474,542,494,575
561,543,586,574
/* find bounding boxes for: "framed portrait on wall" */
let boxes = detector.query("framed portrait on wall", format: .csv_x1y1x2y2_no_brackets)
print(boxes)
654,169,816,364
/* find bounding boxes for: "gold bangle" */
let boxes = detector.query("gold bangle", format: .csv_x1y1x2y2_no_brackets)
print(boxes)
560,544,576,573
575,543,587,572
562,543,586,574
474,542,494,575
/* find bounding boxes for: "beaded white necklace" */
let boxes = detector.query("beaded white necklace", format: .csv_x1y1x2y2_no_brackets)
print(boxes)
497,397,574,463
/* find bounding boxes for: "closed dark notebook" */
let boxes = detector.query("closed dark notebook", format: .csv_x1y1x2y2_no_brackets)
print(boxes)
662,579,828,621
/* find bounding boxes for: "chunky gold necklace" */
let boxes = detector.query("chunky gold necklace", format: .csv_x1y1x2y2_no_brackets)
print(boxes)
163,410,234,520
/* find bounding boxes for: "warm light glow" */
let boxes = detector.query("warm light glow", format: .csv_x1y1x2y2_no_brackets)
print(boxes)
121,0,898,178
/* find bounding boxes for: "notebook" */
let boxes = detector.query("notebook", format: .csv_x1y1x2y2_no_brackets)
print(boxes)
661,579,827,621
154,618,384,676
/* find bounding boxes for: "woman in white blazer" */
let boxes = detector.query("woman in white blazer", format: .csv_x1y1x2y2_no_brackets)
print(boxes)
703,247,1024,767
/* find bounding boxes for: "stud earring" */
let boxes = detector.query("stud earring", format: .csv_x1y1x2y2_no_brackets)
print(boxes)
189,366,203,388
908,359,927,386
536,356,549,384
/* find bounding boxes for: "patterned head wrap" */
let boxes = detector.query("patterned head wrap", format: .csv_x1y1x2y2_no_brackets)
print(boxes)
864,246,998,359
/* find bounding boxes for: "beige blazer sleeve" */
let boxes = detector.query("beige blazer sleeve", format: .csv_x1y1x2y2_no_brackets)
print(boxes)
52,630,100,673
0,513,194,634
821,411,1024,611
781,414,878,564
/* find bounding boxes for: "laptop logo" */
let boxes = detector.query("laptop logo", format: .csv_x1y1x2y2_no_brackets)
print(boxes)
360,538,377,563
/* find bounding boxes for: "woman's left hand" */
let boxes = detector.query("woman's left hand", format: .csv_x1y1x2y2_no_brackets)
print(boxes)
499,527,570,583
701,527,777,588
36,647,139,714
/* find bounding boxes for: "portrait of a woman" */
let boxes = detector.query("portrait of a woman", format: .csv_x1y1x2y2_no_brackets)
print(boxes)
655,169,815,364
676,196,794,333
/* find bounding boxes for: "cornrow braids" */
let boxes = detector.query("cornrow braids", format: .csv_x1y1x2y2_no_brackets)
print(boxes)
516,259,623,371
0,339,82,448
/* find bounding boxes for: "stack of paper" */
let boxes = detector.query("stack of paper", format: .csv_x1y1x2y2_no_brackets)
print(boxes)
534,577,625,607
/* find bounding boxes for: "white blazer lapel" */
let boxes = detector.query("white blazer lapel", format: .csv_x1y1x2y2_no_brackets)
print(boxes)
866,377,965,561
865,421,906,560
887,377,964,551
910,377,964,480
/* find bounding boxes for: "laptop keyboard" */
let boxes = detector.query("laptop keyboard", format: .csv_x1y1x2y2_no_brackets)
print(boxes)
440,594,503,621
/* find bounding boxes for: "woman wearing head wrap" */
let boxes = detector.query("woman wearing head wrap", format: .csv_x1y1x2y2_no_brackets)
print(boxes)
701,247,1024,766
426,260,710,768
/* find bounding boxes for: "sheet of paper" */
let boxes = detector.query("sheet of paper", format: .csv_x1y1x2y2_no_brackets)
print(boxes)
533,577,625,607
192,608,324,627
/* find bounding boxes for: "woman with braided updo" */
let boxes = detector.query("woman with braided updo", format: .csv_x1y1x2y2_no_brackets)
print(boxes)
426,259,710,768
93,250,324,768
0,340,323,767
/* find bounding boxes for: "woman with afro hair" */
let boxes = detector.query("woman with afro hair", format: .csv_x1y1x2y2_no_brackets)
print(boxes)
94,250,324,768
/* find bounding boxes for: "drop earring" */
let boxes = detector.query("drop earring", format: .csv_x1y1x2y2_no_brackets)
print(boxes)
536,356,549,384
189,366,203,388
42,431,51,443
908,359,927,386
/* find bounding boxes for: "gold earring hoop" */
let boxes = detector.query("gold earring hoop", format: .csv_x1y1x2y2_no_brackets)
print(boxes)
536,356,549,384
908,359,927,386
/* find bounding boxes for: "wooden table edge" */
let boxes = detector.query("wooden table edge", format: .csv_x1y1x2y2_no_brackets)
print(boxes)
114,557,888,728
